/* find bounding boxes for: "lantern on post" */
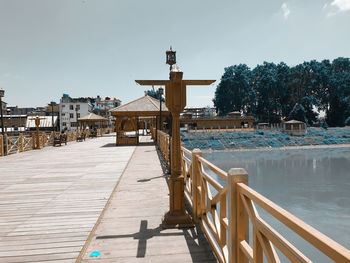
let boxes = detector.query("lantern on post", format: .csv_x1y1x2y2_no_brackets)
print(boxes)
166,47,176,70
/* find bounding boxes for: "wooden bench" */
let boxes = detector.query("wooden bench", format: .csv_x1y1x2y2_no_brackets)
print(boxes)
89,130,97,138
76,132,86,142
53,134,67,146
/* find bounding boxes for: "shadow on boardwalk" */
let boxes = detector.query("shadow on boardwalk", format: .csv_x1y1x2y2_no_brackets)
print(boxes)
80,137,217,262
96,221,216,262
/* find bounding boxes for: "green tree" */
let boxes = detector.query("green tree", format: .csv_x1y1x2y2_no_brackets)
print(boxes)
287,103,308,123
252,62,281,123
145,88,165,102
213,64,251,115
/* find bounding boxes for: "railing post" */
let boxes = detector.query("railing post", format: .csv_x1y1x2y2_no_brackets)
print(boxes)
50,131,54,146
32,133,35,149
191,148,202,223
19,133,24,152
157,129,159,146
4,134,8,154
0,135,3,156
228,168,249,263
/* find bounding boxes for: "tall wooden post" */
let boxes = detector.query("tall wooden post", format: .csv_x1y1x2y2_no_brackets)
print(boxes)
227,168,249,263
191,148,202,222
35,117,41,149
0,135,3,156
136,60,215,227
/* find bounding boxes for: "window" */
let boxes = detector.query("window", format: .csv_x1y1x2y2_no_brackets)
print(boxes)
77,113,80,118
63,122,66,126
70,105,73,110
70,113,74,118
76,105,80,110
62,104,65,108
61,113,65,116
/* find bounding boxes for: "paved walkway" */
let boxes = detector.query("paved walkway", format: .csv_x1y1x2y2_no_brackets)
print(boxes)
79,137,217,263
0,135,135,263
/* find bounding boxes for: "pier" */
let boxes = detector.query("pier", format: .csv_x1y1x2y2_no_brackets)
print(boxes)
1,132,350,262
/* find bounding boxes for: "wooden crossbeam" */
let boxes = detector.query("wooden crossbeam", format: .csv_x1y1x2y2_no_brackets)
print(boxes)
182,80,216,85
135,80,169,85
135,80,215,86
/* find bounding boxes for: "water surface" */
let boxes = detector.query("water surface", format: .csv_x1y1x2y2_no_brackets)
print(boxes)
203,147,350,262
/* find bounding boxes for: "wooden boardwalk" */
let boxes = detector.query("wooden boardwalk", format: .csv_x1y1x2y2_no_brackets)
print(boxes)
0,135,135,263
79,137,217,263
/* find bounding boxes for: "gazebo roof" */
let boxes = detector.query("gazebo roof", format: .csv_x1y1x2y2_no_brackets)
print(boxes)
285,120,305,124
78,112,108,122
110,94,169,117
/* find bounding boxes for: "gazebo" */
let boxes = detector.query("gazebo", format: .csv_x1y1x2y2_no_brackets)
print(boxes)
109,94,169,145
78,112,108,130
284,120,307,135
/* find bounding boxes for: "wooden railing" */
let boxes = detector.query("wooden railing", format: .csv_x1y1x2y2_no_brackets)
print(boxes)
153,129,350,263
157,130,170,164
0,128,114,157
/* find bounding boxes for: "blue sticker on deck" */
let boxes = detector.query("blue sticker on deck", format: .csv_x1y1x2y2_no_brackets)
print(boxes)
90,250,101,257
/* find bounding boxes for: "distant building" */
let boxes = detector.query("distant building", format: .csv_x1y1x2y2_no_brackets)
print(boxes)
59,94,93,131
0,114,27,132
181,107,216,119
180,110,254,130
26,115,58,131
59,94,120,131
1,100,7,112
93,96,122,127
284,120,307,135
6,106,36,115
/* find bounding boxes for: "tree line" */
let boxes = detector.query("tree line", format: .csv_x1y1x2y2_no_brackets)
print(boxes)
213,57,350,127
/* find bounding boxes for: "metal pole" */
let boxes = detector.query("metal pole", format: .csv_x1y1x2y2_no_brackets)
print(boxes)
159,88,163,131
75,107,78,132
51,102,54,132
0,96,6,155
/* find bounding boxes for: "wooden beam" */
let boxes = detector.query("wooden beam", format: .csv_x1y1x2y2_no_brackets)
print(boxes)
135,80,169,86
182,80,216,85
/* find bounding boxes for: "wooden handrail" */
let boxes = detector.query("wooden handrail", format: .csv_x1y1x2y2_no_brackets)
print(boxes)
152,130,350,263
0,128,114,157
238,183,350,262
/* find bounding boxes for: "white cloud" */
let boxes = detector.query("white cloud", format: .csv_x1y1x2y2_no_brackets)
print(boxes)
324,0,350,17
281,3,290,19
330,0,350,12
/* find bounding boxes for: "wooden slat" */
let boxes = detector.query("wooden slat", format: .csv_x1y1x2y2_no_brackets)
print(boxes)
201,170,224,191
181,146,192,155
256,217,311,263
239,240,254,262
0,135,135,263
200,220,226,263
198,156,227,180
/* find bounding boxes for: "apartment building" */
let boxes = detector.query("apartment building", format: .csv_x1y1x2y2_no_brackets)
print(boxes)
93,96,122,126
59,94,93,131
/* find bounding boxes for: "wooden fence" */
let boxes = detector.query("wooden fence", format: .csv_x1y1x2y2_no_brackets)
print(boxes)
157,130,170,164
0,128,114,157
154,129,350,263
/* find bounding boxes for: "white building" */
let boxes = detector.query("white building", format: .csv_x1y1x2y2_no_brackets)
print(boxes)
94,96,121,127
59,95,93,131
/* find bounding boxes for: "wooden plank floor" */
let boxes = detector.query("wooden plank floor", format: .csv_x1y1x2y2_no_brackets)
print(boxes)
0,135,135,263
80,137,217,263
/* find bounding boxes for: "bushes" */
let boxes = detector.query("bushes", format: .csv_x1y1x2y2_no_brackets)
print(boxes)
181,127,350,150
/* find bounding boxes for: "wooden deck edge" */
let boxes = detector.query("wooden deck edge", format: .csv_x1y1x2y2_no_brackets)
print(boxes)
75,146,138,263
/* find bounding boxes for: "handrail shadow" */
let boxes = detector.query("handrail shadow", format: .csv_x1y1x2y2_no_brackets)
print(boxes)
96,220,217,261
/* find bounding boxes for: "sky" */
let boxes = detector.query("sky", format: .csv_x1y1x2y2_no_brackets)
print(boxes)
0,0,349,108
